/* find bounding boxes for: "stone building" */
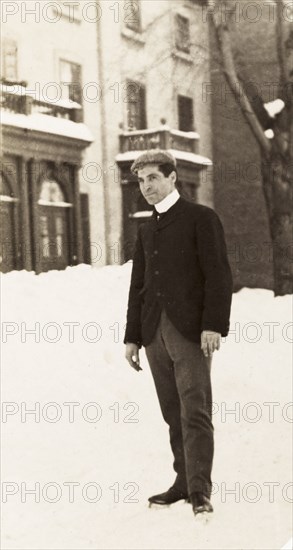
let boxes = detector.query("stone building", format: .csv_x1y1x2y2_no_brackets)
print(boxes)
96,0,214,262
1,0,214,272
1,1,104,273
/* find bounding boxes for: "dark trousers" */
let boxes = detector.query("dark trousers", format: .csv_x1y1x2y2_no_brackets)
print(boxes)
145,309,214,498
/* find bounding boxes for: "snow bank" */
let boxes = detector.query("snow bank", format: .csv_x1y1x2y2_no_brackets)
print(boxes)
1,265,292,550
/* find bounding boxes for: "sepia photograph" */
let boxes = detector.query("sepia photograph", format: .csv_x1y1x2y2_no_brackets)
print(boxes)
1,0,292,549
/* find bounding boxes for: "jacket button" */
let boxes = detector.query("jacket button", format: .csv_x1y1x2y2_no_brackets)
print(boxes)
156,291,161,297
154,270,159,275
154,250,158,255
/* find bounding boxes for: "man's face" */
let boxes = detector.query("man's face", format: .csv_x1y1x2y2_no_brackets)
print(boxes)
137,164,176,205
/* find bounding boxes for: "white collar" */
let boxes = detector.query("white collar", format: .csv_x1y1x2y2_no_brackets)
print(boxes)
155,189,180,214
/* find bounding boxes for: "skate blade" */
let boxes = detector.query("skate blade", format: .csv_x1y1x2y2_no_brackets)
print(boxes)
148,502,171,509
194,511,213,524
149,499,189,509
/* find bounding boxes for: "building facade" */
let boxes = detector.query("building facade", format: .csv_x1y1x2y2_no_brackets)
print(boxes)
1,0,105,273
1,0,214,272
97,0,214,261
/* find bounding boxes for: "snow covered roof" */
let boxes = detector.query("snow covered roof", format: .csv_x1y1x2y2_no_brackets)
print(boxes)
116,149,212,166
1,111,93,142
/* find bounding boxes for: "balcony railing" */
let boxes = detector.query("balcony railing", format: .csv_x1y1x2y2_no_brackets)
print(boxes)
1,83,83,123
119,127,199,154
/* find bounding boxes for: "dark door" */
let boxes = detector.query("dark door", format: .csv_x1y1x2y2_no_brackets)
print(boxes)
0,199,18,272
39,204,71,272
38,179,73,272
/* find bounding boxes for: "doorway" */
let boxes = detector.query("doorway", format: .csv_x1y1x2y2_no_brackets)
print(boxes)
38,179,72,272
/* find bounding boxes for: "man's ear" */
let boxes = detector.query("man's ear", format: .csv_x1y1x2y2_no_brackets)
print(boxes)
170,171,177,185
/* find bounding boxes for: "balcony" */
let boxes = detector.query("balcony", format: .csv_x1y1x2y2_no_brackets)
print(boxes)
120,126,199,154
1,82,93,145
1,83,83,123
117,126,212,167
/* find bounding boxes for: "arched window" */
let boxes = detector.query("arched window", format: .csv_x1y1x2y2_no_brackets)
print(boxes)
38,179,69,205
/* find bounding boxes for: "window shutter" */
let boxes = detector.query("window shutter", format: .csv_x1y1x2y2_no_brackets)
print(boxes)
60,60,82,104
139,85,147,130
126,81,147,130
70,63,82,104
178,95,194,132
175,15,190,54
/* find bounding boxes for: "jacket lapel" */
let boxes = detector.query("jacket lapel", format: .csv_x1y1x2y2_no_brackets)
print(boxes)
155,197,185,231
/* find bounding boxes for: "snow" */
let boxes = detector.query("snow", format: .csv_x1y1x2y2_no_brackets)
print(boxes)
264,99,285,118
1,84,28,96
170,129,200,140
1,265,292,550
120,126,171,136
129,211,153,218
116,149,212,166
265,129,274,139
120,127,200,140
1,111,93,142
0,195,19,203
38,200,73,208
168,149,212,166
1,84,82,110
282,538,293,550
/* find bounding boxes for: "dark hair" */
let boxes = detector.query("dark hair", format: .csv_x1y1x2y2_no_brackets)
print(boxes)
157,163,178,180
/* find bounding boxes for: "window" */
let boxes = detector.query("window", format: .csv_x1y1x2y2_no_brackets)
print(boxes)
2,39,18,81
55,216,64,257
40,215,50,258
175,15,190,54
126,81,146,130
124,1,141,32
39,180,66,203
60,60,82,104
38,180,72,266
178,95,194,132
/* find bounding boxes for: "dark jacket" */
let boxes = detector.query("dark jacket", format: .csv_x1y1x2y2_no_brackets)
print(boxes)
124,197,233,348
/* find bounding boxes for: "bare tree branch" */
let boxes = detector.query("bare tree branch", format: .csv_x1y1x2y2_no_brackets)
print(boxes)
275,0,292,103
208,0,271,157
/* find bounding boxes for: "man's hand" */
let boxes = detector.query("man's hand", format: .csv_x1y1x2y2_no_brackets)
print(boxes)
125,343,142,371
201,331,221,358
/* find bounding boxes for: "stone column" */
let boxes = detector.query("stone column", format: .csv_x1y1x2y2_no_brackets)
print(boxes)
19,157,33,271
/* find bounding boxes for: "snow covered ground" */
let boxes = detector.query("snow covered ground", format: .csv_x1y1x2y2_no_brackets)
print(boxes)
1,264,292,550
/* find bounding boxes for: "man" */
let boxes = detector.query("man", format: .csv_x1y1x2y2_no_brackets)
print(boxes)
124,150,233,517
